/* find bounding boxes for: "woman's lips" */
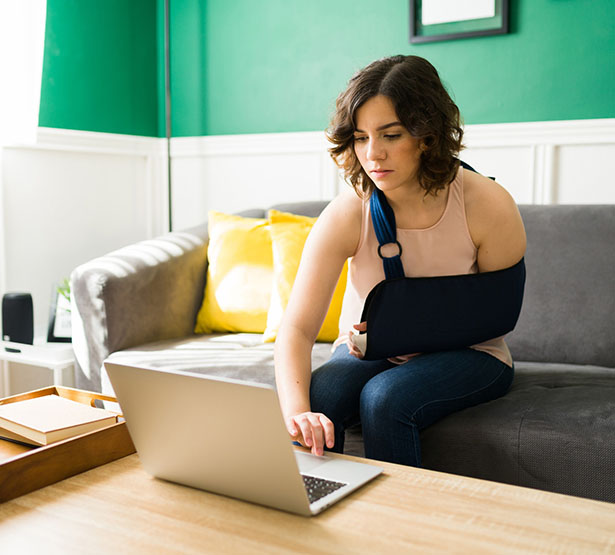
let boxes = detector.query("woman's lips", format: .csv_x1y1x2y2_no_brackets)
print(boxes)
370,169,393,178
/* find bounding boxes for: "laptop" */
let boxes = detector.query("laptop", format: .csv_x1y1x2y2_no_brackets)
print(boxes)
104,362,383,516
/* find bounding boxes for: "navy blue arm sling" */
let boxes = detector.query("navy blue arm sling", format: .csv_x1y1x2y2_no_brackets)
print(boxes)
358,161,526,360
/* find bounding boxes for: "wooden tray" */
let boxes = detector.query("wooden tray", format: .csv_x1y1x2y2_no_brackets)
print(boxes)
0,386,135,503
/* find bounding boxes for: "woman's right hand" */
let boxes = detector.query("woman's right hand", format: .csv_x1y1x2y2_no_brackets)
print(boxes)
285,411,335,456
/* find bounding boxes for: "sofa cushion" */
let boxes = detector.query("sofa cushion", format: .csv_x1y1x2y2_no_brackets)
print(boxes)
420,361,615,503
507,205,615,368
104,333,333,392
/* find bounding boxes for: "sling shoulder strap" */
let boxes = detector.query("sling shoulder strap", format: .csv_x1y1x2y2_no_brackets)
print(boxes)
369,189,404,279
369,160,483,279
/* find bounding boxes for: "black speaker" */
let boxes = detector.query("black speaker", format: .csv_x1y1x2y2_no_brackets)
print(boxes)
2,292,34,344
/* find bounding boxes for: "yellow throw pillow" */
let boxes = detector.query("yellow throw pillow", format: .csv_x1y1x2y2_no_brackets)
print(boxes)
264,209,347,343
194,211,272,334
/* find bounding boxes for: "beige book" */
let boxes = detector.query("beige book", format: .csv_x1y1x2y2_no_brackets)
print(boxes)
0,427,39,446
0,395,118,446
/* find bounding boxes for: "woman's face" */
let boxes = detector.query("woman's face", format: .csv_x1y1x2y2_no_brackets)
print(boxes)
353,95,422,195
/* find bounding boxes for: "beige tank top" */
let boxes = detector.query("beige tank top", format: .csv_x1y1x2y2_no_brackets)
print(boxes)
336,169,512,367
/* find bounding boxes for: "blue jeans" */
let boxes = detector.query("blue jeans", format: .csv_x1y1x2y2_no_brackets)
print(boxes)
310,345,513,467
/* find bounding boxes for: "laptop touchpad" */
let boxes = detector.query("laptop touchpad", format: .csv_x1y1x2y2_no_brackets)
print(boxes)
295,451,332,473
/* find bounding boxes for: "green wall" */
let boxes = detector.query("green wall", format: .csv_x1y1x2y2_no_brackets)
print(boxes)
39,0,159,136
39,0,615,138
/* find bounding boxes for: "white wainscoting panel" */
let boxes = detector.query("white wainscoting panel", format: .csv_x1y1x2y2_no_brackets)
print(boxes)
460,145,536,203
170,132,341,230
463,119,615,204
555,144,615,204
169,118,615,227
1,128,167,337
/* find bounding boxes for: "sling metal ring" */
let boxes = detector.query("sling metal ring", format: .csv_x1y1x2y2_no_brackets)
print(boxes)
377,241,403,260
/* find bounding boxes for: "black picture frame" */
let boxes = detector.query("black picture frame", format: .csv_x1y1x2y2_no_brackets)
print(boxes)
47,287,71,343
410,0,509,44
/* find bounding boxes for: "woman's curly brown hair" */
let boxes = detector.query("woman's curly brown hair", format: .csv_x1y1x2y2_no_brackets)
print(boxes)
326,55,464,198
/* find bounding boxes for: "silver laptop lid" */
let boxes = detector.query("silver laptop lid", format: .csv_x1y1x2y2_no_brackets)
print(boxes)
105,362,313,515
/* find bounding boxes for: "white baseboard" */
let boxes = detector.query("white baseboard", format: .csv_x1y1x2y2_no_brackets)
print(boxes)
463,118,615,146
36,127,165,155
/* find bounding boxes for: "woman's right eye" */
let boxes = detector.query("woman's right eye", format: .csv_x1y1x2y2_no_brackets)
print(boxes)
354,136,367,142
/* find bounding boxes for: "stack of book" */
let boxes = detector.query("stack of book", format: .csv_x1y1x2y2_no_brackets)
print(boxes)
0,395,118,447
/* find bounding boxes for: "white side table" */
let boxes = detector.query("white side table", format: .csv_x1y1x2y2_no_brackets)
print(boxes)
0,340,75,396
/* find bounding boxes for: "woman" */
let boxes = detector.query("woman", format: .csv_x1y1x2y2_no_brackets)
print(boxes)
274,55,526,466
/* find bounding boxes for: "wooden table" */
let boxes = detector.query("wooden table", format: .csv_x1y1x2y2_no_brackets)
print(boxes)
0,453,614,553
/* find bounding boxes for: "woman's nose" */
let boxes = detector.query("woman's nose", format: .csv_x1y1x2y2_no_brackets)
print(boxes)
366,140,386,160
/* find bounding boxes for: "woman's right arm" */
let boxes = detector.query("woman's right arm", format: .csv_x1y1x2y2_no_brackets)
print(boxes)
274,188,362,455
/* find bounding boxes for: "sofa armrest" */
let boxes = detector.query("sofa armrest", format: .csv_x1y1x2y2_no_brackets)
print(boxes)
70,223,209,391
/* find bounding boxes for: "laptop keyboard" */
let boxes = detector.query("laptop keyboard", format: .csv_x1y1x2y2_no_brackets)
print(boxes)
302,474,346,504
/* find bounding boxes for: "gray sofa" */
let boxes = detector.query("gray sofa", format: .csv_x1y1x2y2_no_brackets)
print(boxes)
71,202,615,503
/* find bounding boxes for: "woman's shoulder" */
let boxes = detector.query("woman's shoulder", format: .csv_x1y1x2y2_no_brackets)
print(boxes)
309,186,364,257
462,168,518,221
318,186,364,227
462,169,526,269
